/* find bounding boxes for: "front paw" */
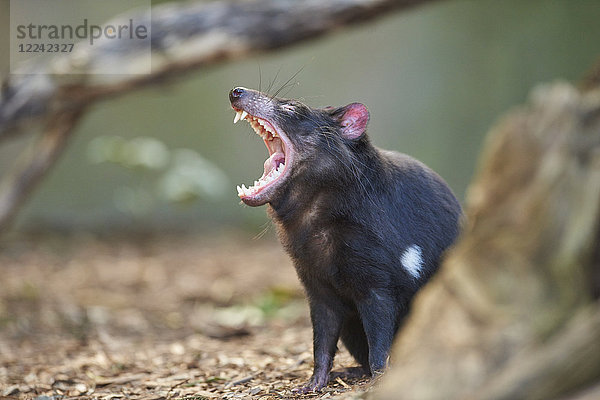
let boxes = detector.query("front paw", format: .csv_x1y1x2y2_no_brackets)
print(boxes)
292,374,328,394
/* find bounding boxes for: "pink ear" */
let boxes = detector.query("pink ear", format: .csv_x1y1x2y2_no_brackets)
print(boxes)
339,103,369,139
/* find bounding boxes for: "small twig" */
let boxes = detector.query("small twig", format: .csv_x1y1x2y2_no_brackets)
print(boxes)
336,377,351,389
167,377,190,398
225,373,256,388
94,373,148,387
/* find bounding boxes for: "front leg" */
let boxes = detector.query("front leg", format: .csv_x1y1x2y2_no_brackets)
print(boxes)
356,289,401,375
295,287,345,393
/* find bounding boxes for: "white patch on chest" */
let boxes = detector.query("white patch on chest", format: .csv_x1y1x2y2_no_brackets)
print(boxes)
401,245,424,278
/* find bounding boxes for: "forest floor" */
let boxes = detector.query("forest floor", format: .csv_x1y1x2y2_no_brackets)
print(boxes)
0,231,372,400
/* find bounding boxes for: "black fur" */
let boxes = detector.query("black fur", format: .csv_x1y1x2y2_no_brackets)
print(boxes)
229,88,462,392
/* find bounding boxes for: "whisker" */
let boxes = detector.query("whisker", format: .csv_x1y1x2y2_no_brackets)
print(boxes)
281,82,300,99
253,221,272,240
267,66,282,95
258,63,262,93
271,66,305,100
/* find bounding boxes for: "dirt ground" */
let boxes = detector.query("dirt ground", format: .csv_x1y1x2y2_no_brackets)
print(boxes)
0,231,372,399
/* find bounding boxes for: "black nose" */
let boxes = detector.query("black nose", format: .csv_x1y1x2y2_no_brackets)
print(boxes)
229,87,245,103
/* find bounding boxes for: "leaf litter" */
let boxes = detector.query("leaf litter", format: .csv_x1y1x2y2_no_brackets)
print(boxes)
0,232,372,399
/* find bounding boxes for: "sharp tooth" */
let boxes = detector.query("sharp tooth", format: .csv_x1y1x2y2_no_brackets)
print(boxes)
237,185,243,196
233,111,242,124
240,111,248,120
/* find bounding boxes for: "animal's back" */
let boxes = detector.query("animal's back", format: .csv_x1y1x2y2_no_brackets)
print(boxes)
379,149,462,281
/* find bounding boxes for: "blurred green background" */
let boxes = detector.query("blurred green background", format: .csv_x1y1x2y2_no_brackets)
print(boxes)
1,0,599,233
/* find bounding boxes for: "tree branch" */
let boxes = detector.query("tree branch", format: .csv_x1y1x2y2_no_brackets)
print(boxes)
0,0,441,141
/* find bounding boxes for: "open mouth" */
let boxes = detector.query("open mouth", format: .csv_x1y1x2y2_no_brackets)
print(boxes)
233,108,293,205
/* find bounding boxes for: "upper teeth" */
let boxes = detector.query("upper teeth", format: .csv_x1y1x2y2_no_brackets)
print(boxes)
233,110,279,140
233,110,248,124
236,162,285,198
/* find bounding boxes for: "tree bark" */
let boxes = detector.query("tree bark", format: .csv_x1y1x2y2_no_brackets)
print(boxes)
373,82,600,400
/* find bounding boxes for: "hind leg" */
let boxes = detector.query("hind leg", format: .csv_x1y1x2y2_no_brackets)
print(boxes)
355,290,402,375
340,314,370,372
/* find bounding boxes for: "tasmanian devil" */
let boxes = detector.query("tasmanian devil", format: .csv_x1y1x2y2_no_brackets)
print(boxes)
229,87,462,392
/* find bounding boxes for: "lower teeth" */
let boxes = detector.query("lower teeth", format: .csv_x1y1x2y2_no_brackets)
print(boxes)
236,162,285,197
